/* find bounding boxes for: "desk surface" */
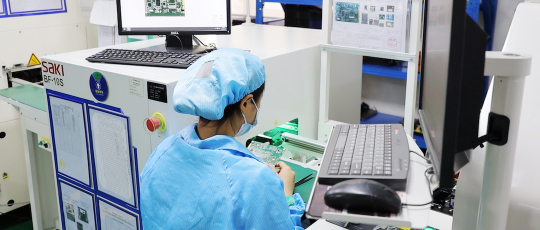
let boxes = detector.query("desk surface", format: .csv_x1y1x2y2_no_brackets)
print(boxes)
280,159,318,203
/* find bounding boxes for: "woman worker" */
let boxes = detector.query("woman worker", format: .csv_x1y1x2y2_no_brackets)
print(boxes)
140,48,306,229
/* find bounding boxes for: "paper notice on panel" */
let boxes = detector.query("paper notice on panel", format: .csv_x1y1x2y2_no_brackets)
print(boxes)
129,78,144,97
90,108,135,206
60,182,97,230
49,96,90,185
8,0,64,13
331,0,408,53
99,200,138,230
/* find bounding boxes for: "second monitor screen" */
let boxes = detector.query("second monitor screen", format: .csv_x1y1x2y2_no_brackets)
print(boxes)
146,0,185,17
119,0,228,33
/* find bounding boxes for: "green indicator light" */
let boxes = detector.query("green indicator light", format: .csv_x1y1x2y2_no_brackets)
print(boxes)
424,227,435,230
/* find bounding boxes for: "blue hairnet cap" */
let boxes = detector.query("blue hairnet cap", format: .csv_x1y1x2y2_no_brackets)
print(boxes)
173,48,266,120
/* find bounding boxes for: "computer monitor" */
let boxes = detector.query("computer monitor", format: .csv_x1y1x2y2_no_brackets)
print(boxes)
418,0,487,189
116,0,231,53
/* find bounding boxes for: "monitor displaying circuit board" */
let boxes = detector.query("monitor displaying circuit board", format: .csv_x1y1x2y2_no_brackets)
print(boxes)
117,0,230,35
145,0,185,17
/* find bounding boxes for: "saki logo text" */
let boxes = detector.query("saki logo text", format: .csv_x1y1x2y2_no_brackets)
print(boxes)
42,61,64,86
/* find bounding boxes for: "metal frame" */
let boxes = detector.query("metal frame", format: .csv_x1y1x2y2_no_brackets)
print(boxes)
0,0,67,18
47,89,143,229
47,93,93,187
86,105,139,209
473,52,532,230
96,197,141,230
57,179,98,230
19,107,57,230
318,0,423,140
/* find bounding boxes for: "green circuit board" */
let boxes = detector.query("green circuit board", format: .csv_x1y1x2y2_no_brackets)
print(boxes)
145,0,185,16
335,2,359,23
248,141,285,166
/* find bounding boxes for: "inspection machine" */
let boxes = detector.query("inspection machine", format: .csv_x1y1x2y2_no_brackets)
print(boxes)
41,0,316,228
41,24,325,230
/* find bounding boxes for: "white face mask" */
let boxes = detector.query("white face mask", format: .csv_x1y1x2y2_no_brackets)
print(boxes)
235,98,259,137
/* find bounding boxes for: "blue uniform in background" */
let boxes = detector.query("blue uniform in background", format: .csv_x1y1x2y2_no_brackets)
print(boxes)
140,124,305,229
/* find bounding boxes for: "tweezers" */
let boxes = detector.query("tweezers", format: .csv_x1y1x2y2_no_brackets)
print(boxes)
295,172,315,187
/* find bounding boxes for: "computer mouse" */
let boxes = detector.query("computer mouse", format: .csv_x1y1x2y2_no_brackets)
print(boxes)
324,179,402,214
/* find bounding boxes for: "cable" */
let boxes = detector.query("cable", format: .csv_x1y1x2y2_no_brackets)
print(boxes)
193,37,201,46
172,35,183,50
402,167,434,207
402,201,432,207
411,150,431,163
193,36,207,47
425,167,434,198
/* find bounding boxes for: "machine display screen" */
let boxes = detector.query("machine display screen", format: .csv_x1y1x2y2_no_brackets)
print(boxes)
118,0,229,33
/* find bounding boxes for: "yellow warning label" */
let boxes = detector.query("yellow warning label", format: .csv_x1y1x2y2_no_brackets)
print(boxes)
274,120,279,125
41,137,51,142
28,53,41,66
59,159,66,169
396,227,411,230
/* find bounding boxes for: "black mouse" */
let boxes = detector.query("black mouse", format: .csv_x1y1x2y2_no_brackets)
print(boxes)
324,179,402,214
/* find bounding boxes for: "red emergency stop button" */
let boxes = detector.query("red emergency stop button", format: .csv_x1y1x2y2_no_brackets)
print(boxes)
144,112,166,134
146,118,160,132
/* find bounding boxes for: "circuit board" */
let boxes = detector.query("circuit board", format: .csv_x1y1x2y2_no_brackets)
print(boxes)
335,2,359,23
145,0,185,17
247,141,285,166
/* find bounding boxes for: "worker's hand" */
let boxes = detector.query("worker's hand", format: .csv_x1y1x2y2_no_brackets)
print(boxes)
267,163,281,174
276,162,295,196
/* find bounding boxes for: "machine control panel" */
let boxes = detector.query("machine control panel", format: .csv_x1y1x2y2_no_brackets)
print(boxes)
147,82,168,103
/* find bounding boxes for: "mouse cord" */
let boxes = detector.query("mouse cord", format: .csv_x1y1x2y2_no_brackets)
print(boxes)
411,150,431,164
402,167,434,207
425,167,434,198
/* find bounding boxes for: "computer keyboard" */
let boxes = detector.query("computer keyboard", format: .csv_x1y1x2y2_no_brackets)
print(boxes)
318,124,410,191
86,49,204,68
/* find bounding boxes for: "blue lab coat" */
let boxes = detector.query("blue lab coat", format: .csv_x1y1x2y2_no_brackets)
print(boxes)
140,124,305,229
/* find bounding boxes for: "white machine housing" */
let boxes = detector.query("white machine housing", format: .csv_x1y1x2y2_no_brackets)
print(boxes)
43,26,325,172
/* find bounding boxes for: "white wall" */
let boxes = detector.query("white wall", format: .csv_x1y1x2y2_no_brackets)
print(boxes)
0,0,98,67
231,0,284,19
492,0,524,51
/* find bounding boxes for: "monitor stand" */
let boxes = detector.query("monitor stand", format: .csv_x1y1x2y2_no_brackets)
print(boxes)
138,35,213,54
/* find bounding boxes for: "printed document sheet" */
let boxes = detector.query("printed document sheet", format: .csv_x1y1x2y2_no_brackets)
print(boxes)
89,108,135,206
50,96,90,185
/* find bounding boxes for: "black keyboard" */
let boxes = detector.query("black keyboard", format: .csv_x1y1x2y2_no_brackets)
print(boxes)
86,49,204,69
318,124,410,191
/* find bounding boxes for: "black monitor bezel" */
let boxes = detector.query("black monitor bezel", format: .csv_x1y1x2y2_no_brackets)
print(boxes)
116,0,232,36
418,0,487,189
